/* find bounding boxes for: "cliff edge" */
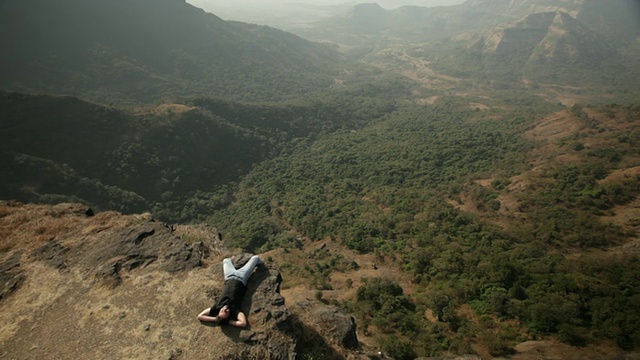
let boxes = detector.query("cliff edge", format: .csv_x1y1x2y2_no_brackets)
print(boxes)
0,201,379,360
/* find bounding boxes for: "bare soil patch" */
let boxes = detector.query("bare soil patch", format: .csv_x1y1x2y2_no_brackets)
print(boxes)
525,109,582,141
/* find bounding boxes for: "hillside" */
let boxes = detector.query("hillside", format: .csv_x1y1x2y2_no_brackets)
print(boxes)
0,0,351,103
295,2,513,45
208,98,640,357
0,89,404,223
3,94,640,358
433,11,624,86
0,91,275,221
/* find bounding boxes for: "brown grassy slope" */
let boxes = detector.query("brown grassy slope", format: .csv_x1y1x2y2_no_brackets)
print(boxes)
0,203,228,359
0,202,389,360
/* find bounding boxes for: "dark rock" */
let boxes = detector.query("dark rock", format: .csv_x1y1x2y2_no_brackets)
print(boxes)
244,263,291,331
32,240,69,269
291,301,359,350
0,251,22,273
131,228,154,245
231,253,254,268
70,220,203,285
0,251,24,301
168,348,182,360
315,307,359,349
96,262,122,288
271,294,285,306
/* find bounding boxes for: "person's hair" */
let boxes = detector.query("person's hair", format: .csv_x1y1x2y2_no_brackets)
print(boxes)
210,304,223,316
210,303,229,324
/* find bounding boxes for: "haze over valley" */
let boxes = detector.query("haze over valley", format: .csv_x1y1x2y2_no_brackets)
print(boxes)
186,0,468,30
1,0,640,359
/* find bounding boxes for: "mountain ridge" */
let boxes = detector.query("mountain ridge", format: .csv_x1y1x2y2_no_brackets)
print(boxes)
432,9,628,86
0,0,347,102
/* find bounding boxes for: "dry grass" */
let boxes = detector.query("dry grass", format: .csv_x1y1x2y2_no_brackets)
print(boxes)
0,203,123,254
525,109,582,141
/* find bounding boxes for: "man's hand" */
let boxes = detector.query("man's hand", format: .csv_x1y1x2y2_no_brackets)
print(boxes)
197,308,219,322
228,311,247,328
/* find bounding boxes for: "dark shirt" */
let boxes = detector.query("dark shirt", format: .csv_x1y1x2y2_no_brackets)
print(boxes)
209,279,247,322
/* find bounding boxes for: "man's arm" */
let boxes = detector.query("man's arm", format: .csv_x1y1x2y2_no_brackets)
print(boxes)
228,311,247,328
197,308,219,322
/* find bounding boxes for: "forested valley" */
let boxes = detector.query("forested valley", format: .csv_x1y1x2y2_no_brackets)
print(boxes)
1,0,640,358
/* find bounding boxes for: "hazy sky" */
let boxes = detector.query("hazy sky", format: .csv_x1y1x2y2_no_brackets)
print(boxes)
187,0,467,28
187,0,467,9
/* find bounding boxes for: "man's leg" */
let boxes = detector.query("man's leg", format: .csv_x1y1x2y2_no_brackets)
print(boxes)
222,258,236,281
234,255,262,285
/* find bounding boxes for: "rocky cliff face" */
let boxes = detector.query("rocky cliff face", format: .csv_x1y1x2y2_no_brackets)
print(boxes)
0,201,379,360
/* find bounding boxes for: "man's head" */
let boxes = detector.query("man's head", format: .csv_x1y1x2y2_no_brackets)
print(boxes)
218,305,230,319
210,302,231,324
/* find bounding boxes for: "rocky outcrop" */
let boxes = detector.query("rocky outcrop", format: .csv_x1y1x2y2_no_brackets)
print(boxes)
0,250,23,301
222,253,296,359
291,300,358,349
0,202,376,360
25,208,203,288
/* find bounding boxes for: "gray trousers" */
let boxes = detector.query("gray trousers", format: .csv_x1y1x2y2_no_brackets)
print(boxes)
222,255,262,285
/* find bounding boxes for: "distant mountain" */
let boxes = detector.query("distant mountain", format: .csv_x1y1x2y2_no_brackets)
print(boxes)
297,2,513,43
464,0,582,17
299,0,640,52
466,0,640,46
0,0,347,103
298,0,585,44
346,3,390,33
298,0,639,88
432,10,628,86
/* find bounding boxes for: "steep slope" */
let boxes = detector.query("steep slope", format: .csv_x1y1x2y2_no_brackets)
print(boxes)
523,12,622,84
0,0,345,102
433,10,625,86
0,89,400,223
0,91,274,220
